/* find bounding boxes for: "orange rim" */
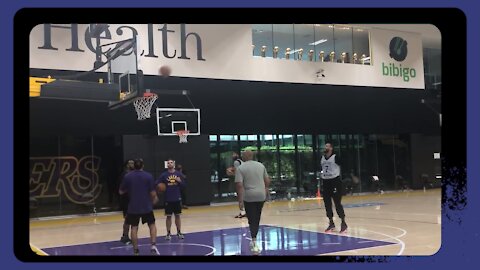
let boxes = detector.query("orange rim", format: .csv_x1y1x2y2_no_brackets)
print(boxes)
143,92,156,97
175,130,190,135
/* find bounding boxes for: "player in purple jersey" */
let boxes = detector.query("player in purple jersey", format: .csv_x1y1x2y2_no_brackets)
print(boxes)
119,159,134,244
157,159,186,240
119,159,160,255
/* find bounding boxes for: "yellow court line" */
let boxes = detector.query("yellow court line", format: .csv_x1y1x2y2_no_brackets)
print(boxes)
30,189,440,229
30,243,49,256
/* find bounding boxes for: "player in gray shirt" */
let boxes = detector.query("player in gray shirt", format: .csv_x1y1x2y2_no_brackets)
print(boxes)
235,150,270,255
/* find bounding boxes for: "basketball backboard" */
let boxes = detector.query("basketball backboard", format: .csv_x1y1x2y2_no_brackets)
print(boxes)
36,30,143,104
107,36,145,109
156,108,200,136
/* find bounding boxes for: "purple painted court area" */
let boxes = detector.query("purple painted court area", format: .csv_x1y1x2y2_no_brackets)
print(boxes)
42,225,396,256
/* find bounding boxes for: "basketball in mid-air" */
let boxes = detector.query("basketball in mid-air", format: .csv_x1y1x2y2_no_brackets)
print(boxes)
159,65,172,77
158,183,167,193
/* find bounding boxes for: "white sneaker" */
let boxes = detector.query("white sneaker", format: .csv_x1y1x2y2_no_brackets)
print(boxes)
250,242,260,255
150,245,160,255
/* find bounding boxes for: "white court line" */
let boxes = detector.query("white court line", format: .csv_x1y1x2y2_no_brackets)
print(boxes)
354,223,408,241
110,242,216,256
319,225,407,256
321,243,341,245
356,228,405,255
262,223,407,255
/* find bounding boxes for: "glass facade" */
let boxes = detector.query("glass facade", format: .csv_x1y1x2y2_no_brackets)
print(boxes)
210,135,239,202
209,134,417,203
424,47,441,90
30,135,123,218
252,24,371,64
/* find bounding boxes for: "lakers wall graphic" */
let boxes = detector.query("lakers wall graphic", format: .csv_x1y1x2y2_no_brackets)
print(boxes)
30,156,103,204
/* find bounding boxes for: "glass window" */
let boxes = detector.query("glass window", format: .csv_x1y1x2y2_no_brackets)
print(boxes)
240,134,259,158
333,25,353,63
293,24,315,61
392,134,412,191
359,134,380,192
30,136,101,218
219,135,237,141
278,134,296,198
376,134,396,191
424,48,441,90
337,134,360,195
352,27,370,64
252,24,274,57
314,25,334,62
216,135,239,202
297,135,315,197
273,24,295,60
209,135,219,200
91,136,123,214
258,135,279,198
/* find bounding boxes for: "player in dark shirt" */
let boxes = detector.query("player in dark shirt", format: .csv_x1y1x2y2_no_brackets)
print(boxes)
119,159,134,244
119,159,159,255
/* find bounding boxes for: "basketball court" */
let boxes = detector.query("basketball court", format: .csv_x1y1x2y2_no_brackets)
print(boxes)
30,189,440,256
28,23,442,257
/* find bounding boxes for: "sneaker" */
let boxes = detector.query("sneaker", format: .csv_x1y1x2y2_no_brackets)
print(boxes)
120,236,132,244
340,222,348,233
325,222,336,232
133,249,140,256
165,234,171,241
182,205,189,209
177,232,185,239
235,213,247,218
250,242,260,255
150,246,160,255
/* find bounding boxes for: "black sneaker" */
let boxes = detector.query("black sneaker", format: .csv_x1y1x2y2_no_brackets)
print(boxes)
120,236,132,244
340,222,348,233
325,222,336,232
235,213,247,218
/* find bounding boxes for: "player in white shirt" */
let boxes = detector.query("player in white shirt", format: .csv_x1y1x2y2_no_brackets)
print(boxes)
320,142,348,233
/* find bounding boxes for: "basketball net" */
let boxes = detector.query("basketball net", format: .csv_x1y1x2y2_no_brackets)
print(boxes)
133,93,158,120
176,130,190,143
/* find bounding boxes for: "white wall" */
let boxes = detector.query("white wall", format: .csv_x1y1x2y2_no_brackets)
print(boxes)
29,24,425,89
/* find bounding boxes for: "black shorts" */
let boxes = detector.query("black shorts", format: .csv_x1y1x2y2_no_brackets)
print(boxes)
164,201,182,216
126,211,155,226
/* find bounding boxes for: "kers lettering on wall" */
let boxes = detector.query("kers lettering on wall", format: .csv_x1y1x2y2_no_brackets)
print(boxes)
38,24,206,61
30,156,102,204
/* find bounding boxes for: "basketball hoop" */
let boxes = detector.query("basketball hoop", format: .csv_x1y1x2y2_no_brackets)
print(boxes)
133,92,158,120
176,130,190,143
